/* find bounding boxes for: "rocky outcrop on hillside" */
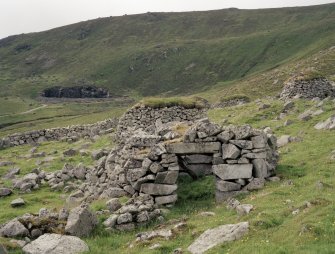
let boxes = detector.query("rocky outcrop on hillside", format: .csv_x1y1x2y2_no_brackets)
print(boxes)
42,86,109,98
280,78,335,100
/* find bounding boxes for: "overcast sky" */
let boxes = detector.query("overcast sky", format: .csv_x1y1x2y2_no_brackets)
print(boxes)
0,0,334,39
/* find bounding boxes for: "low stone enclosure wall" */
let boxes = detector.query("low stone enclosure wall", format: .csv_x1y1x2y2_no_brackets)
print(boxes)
280,77,335,100
0,118,118,149
71,112,278,230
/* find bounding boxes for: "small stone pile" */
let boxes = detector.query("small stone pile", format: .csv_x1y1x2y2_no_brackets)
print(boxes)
0,118,118,149
280,78,335,100
103,194,162,231
0,205,97,240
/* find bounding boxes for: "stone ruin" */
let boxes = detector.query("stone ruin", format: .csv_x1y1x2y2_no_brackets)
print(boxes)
280,77,335,100
0,118,118,149
65,105,278,231
0,104,279,237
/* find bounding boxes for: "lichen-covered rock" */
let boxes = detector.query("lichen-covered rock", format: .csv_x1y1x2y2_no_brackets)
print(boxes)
22,233,89,254
65,205,98,237
0,219,29,238
187,222,249,254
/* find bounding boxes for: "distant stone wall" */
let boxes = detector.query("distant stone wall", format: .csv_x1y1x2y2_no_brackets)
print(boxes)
115,105,207,143
280,78,335,100
0,118,118,149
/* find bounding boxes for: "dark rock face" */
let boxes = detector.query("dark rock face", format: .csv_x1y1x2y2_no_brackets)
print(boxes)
42,86,109,98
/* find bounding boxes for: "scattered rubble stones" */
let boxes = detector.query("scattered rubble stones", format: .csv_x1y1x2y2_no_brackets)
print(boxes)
314,115,335,130
280,78,335,100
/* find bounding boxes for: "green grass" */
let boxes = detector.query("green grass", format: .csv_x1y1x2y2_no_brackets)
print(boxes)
139,96,207,109
2,97,334,253
0,4,334,100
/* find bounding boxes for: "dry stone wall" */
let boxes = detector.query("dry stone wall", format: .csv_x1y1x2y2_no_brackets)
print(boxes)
0,118,118,149
115,105,206,143
280,78,335,100
70,105,278,231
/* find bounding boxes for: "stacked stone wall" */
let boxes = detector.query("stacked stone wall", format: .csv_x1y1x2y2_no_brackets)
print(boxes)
0,118,118,149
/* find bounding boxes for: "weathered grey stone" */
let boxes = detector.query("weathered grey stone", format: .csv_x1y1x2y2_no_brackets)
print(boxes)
149,162,163,174
65,205,98,237
117,213,132,224
126,168,147,182
166,142,221,154
252,159,268,178
155,171,179,184
140,184,177,196
22,233,89,254
242,152,267,159
136,211,150,223
31,228,43,239
58,208,69,221
244,178,265,191
106,198,122,212
3,167,20,179
187,222,249,254
155,194,178,205
63,149,78,157
217,130,235,143
103,215,118,228
233,125,252,140
0,219,29,237
91,149,105,160
236,204,253,215
11,198,25,207
0,188,12,197
213,164,253,180
277,135,291,147
251,135,267,149
229,140,253,149
216,180,241,192
222,144,241,160
184,154,213,164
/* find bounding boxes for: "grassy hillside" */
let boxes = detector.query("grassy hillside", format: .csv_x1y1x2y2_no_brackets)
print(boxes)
0,3,334,98
1,98,334,253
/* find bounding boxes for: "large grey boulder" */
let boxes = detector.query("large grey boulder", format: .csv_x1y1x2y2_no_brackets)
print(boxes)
0,219,29,237
213,164,253,180
65,205,98,237
0,188,12,197
22,233,89,254
187,222,249,254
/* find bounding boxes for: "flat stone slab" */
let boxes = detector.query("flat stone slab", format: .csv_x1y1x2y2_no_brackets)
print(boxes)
184,154,213,164
166,142,221,154
22,233,89,254
188,222,249,254
213,164,253,180
140,183,177,195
